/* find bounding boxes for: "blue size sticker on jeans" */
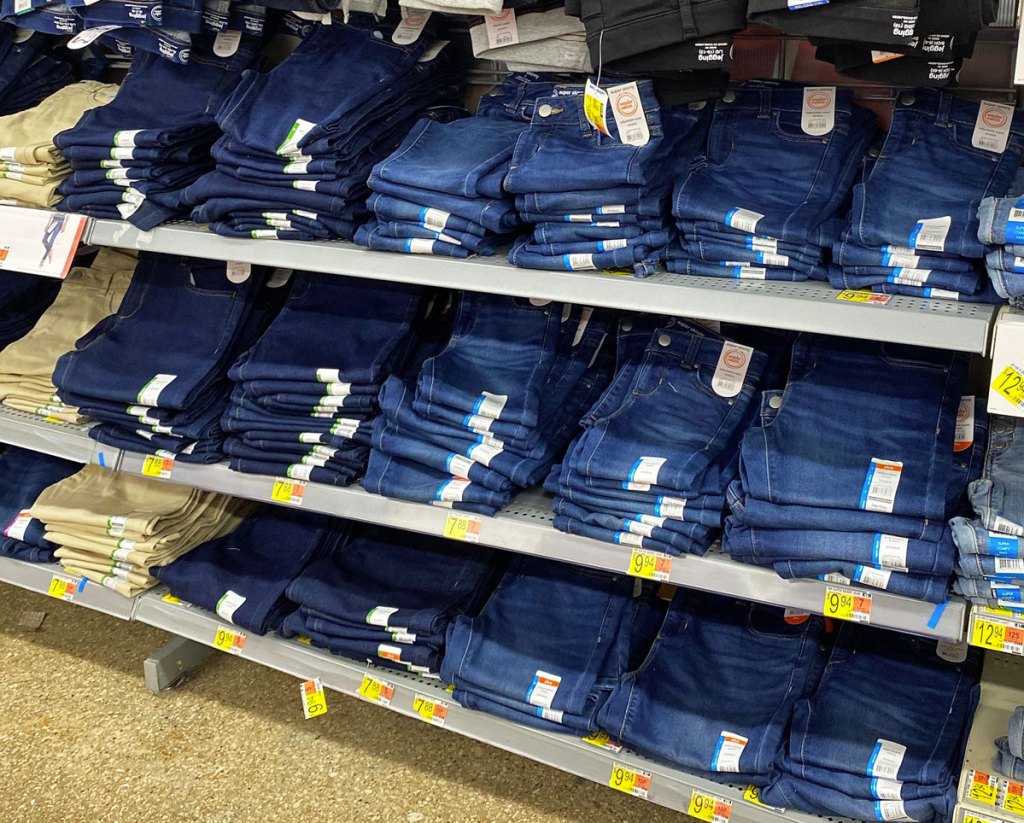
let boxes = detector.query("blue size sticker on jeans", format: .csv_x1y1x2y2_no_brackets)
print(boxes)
1007,197,1024,244
993,587,1023,602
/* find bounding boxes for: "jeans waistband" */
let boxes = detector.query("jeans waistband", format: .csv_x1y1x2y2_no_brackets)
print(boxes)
894,87,1024,136
717,81,855,117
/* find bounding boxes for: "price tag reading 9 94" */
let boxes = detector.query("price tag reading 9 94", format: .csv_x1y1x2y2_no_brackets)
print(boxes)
608,764,651,798
628,549,673,581
823,586,873,623
688,790,733,822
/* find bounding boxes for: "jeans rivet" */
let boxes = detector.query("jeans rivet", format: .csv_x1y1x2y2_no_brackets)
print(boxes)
621,320,633,332
901,93,916,106
538,104,553,117
768,395,782,409
658,333,671,347
722,90,736,103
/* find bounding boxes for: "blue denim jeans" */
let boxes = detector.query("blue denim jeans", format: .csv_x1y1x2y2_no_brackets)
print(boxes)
367,192,489,236
970,416,1024,534
365,177,521,233
996,737,1024,781
952,517,1024,558
1009,707,1024,758
835,236,979,273
850,90,1024,258
739,336,967,520
597,592,826,784
0,447,81,562
553,499,715,556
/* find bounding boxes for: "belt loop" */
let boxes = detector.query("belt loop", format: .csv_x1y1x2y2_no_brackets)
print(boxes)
758,87,772,119
936,91,952,127
677,0,698,41
682,331,702,369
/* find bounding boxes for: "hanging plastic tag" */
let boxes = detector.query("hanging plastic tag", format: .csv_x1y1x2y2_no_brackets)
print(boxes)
583,79,610,136
607,82,650,147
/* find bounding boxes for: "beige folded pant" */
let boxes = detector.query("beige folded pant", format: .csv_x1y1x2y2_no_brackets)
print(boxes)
0,81,118,166
0,247,135,419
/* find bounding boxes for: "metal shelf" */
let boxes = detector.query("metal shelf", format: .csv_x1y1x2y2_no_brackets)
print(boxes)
132,588,856,823
0,556,138,620
0,406,967,641
0,406,115,466
956,654,1024,822
82,218,997,354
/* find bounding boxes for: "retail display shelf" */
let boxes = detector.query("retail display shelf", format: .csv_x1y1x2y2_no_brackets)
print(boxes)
969,605,1024,658
0,406,114,466
956,654,1024,822
81,217,997,355
133,589,857,823
0,556,138,620
0,406,968,641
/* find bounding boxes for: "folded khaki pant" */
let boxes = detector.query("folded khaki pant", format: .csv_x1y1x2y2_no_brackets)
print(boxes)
0,81,118,166
0,247,135,417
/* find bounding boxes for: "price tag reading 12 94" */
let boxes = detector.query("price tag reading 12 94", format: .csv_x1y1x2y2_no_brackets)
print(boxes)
823,586,873,623
972,617,1024,655
688,790,733,823
608,764,651,798
993,364,1024,409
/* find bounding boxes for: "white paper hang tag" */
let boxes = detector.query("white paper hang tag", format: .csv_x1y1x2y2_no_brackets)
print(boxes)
438,478,471,503
973,101,1014,154
484,8,518,48
226,260,251,283
726,207,764,234
137,373,176,407
872,534,908,571
566,253,596,271
276,118,315,158
801,86,836,136
417,39,449,62
935,638,969,663
712,341,754,398
854,564,892,590
860,459,903,513
393,9,430,44
710,732,748,772
472,392,508,421
607,82,650,147
213,29,241,56
4,510,31,541
68,25,119,49
366,606,399,628
526,671,560,709
866,739,907,780
954,395,975,452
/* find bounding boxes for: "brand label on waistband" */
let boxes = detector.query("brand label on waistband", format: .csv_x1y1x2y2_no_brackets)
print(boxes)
137,373,176,407
393,9,430,44
860,459,903,513
866,739,906,780
710,732,748,772
973,101,1014,154
4,510,31,542
801,86,835,136
696,41,728,64
909,217,950,252
484,8,518,49
712,341,754,398
526,671,560,708
608,81,650,147
215,590,246,623
872,534,909,572
366,606,399,628
955,395,975,452
726,208,764,234
854,565,892,590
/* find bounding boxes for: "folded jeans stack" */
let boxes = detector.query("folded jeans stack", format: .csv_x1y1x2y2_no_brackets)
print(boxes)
0,446,81,563
996,706,1024,781
365,293,612,516
53,36,259,230
222,273,425,486
832,89,1024,303
31,464,251,596
357,72,544,258
0,247,136,423
598,591,826,786
761,623,982,823
505,78,706,278
951,415,1024,615
725,334,972,604
281,524,500,675
154,506,352,634
0,27,82,116
546,316,767,556
0,80,115,207
669,81,876,283
182,13,464,241
51,253,284,463
977,171,1024,308
441,556,664,733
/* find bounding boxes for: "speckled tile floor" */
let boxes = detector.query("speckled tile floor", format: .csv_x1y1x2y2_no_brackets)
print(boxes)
0,583,698,823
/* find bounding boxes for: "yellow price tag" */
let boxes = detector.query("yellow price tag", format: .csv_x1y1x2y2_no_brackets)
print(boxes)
161,593,184,605
43,415,62,424
627,549,673,581
47,574,78,601
443,512,481,543
836,290,892,306
1003,780,1024,814
823,586,873,623
602,269,634,278
972,617,1024,655
300,677,327,719
969,770,999,806
608,763,651,798
581,730,623,752
141,454,174,479
270,478,306,506
358,674,395,707
212,626,246,655
412,694,448,726
688,790,732,822
964,815,999,823
295,635,313,646
742,786,785,811
583,79,610,136
993,364,1024,409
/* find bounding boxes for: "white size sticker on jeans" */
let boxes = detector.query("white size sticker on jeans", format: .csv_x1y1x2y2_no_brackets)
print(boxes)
801,86,836,135
910,216,951,252
854,565,892,590
608,81,650,147
656,496,687,519
710,732,748,772
215,590,246,623
860,459,903,513
726,207,764,234
973,100,1014,154
526,671,561,708
437,478,471,503
473,392,508,420
788,0,829,7
4,510,31,541
712,341,754,398
276,118,315,158
447,453,474,478
566,253,596,271
468,442,502,467
421,207,449,230
866,739,907,780
137,373,177,407
484,8,518,48
872,534,909,571
366,606,399,628
876,800,912,822
628,456,666,487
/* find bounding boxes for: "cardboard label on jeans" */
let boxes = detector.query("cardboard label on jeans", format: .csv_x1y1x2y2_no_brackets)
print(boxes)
973,101,1014,154
801,86,835,136
712,342,754,398
607,82,650,147
484,9,518,48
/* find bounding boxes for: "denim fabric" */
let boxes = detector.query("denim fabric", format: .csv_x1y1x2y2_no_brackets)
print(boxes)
870,280,1006,304
850,90,1024,258
0,447,81,562
553,500,715,556
1009,706,1024,758
996,737,1024,781
598,592,825,784
970,416,1024,534
957,552,1024,579
836,237,979,273
952,517,1024,558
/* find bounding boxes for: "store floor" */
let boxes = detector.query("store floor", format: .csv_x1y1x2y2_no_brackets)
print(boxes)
0,583,698,823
